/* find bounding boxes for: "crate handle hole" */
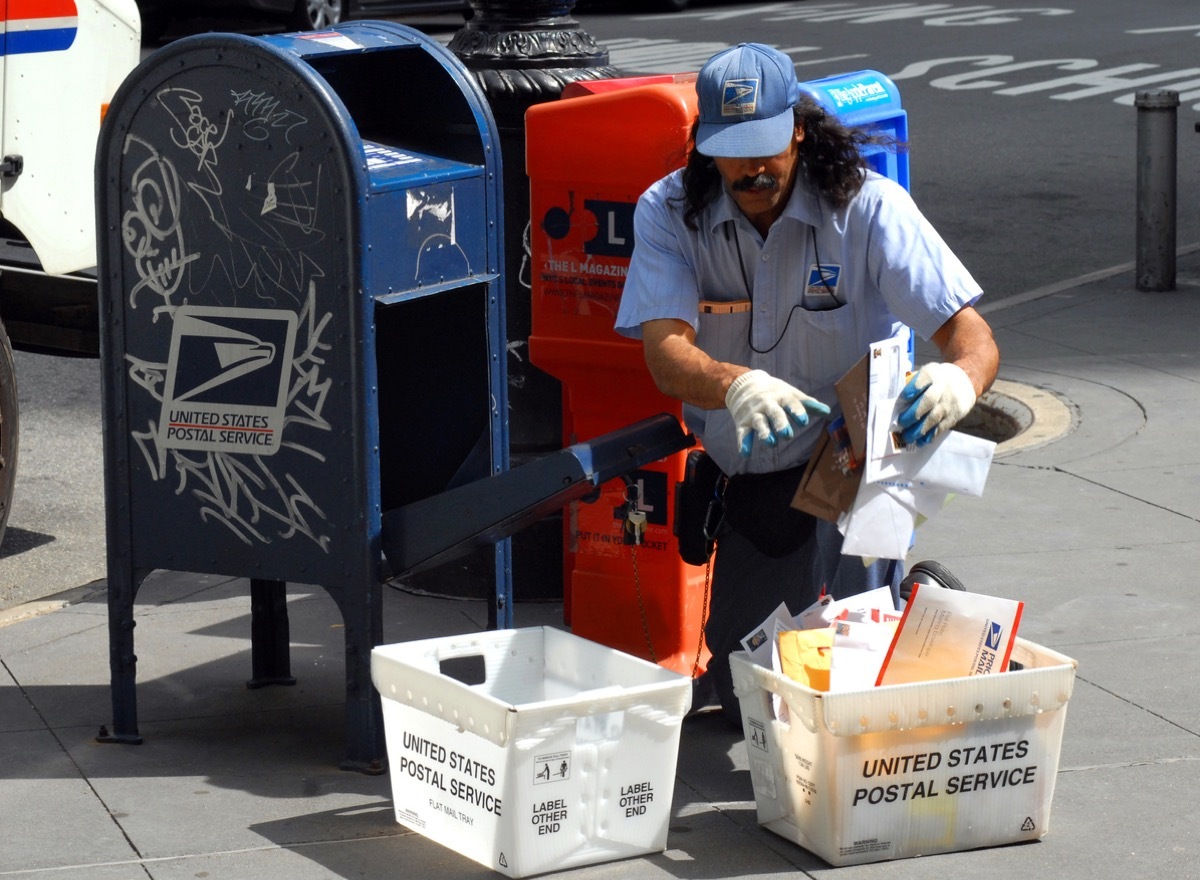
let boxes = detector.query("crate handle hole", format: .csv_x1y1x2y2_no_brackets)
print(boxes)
440,654,487,686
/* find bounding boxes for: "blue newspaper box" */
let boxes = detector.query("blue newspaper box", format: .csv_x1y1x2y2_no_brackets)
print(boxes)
95,22,508,772
800,69,909,189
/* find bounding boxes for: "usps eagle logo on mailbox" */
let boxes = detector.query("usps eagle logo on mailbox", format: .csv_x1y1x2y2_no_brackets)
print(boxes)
157,307,298,464
721,78,758,117
3,0,79,55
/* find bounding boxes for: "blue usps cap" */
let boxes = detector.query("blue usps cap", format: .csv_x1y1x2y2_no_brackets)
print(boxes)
695,43,800,158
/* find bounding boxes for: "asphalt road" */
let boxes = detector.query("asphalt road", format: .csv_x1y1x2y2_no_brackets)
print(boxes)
0,350,106,609
580,0,1200,299
3,0,1198,610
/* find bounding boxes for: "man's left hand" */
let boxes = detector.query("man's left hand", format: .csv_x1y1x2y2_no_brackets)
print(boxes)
896,362,976,446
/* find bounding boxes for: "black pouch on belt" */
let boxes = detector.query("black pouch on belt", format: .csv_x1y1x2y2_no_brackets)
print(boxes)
722,464,816,558
673,450,727,566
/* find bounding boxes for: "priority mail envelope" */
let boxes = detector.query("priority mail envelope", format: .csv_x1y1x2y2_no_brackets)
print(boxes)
875,584,1024,686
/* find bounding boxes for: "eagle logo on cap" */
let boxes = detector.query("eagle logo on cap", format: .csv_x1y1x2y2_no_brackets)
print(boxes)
721,78,758,117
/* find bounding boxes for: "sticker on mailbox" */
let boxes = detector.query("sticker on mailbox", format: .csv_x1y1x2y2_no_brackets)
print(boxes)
157,306,298,458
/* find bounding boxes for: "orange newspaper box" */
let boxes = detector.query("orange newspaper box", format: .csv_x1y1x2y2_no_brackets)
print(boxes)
526,77,710,677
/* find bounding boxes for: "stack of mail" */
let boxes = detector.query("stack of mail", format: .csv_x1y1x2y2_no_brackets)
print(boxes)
740,583,1024,709
740,589,903,700
792,332,995,561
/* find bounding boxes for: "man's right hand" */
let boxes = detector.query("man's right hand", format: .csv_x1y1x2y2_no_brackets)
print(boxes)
725,369,830,457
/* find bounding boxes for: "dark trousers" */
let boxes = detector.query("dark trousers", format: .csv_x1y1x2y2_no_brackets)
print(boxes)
703,517,901,722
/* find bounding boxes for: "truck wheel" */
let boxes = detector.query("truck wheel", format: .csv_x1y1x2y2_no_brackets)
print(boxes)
290,0,343,30
0,322,18,548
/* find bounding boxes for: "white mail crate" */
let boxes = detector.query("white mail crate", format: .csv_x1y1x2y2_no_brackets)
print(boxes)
730,637,1077,866
371,627,692,878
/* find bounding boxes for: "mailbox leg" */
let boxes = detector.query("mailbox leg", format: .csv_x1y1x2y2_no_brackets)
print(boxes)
331,581,386,775
246,578,297,689
98,564,150,745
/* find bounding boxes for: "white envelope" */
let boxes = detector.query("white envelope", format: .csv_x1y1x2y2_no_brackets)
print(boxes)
844,333,996,561
860,329,995,495
793,592,835,630
906,429,995,495
898,483,952,520
769,617,796,721
740,601,794,669
795,586,896,629
830,618,898,691
862,334,911,487
838,479,915,560
870,428,995,497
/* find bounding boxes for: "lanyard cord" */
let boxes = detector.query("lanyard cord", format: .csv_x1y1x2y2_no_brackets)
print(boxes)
730,223,841,354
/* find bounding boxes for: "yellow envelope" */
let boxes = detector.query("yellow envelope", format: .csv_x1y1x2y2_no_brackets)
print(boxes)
778,627,835,692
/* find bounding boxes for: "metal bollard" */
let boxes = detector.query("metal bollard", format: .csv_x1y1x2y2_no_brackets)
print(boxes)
1135,89,1179,291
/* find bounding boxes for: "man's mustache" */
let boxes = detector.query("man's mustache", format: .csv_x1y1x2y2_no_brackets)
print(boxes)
731,173,778,192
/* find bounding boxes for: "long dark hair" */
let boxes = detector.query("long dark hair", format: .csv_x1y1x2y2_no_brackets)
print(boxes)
676,93,905,230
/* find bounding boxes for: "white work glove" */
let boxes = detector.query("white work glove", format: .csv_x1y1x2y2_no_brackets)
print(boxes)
725,369,830,457
896,362,976,447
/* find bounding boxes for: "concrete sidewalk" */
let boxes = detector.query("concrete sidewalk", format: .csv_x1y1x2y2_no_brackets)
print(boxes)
3,251,1200,878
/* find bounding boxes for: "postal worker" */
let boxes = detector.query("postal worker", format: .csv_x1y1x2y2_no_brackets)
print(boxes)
614,43,999,720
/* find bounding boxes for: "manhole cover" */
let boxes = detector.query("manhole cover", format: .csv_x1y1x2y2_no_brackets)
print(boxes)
955,379,1074,455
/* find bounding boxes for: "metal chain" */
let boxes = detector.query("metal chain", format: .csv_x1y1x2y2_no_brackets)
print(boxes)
692,555,712,677
630,538,714,675
630,544,657,664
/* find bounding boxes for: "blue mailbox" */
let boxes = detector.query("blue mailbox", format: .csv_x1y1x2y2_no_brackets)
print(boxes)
95,22,508,772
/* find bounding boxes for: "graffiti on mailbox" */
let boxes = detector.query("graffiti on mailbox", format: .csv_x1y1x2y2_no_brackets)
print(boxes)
121,135,195,305
118,84,337,551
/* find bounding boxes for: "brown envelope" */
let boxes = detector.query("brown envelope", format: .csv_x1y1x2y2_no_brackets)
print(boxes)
791,354,872,521
835,353,870,461
791,431,860,522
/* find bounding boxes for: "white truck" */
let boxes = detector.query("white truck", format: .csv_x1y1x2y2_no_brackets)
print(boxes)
0,0,141,542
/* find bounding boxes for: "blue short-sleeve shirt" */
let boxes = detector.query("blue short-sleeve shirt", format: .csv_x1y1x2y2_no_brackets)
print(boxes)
614,168,983,476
